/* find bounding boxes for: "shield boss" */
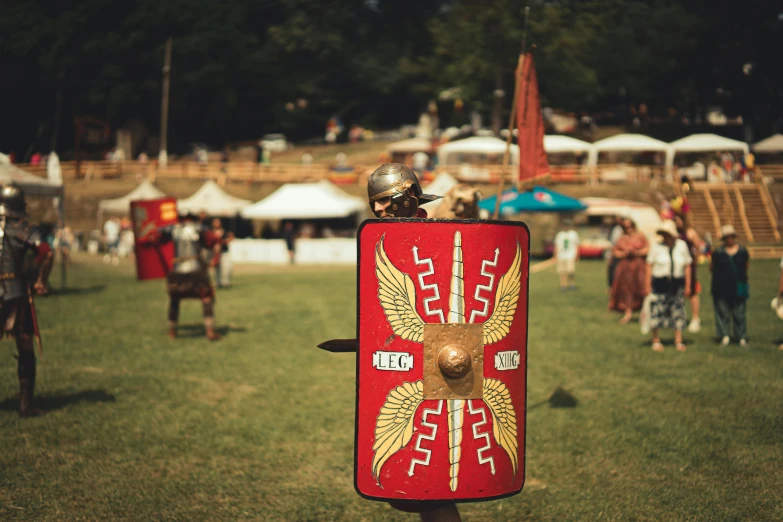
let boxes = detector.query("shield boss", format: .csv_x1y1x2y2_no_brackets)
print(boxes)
423,323,484,400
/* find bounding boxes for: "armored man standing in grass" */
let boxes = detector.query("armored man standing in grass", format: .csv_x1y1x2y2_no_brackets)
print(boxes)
0,184,54,417
145,212,222,341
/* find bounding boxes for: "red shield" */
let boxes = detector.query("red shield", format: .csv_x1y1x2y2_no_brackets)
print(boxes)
130,198,178,281
356,219,530,502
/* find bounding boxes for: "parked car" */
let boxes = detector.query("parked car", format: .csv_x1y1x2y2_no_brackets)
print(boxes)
261,134,288,152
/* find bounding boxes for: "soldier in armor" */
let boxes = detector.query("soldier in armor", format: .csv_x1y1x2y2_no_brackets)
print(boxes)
367,163,440,219
0,184,54,417
366,165,459,522
148,212,221,341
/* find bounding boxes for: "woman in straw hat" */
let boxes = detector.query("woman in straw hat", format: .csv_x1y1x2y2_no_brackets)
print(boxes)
644,219,693,352
710,224,750,346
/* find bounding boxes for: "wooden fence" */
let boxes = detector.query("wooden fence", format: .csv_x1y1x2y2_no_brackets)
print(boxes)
16,160,693,187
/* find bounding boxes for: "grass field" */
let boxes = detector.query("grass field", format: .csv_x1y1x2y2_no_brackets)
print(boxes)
1,255,782,521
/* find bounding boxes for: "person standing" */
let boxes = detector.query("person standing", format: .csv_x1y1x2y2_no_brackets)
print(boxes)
283,222,296,265
710,225,750,346
553,220,580,291
365,163,456,522
674,214,704,333
778,255,783,351
645,220,692,352
146,213,221,341
607,215,624,291
609,219,649,324
0,184,54,416
103,217,121,265
210,218,233,288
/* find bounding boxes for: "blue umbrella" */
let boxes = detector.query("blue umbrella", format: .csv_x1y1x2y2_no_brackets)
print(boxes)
479,186,586,216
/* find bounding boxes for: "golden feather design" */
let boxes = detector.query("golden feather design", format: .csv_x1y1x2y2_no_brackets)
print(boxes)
482,378,519,474
482,241,522,345
375,236,425,343
372,381,424,483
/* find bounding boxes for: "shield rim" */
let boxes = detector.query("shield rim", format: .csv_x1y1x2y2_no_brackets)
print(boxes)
354,217,531,504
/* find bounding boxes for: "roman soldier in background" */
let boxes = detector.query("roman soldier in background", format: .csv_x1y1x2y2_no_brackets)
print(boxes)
0,184,54,417
147,212,221,341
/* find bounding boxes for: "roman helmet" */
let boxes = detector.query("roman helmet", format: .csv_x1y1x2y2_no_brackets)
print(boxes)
0,183,27,219
367,163,440,218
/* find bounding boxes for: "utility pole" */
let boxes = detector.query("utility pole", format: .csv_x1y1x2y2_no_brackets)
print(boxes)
159,37,172,168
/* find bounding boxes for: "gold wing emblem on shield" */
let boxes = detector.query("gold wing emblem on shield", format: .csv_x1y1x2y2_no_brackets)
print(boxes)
483,378,519,474
376,236,425,343
482,241,522,345
372,381,424,483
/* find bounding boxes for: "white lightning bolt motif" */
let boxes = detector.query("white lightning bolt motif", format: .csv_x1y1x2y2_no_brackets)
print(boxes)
470,248,499,323
468,400,496,475
408,401,443,476
413,246,445,324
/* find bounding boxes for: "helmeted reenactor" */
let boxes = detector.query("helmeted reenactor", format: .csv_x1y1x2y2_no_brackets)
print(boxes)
0,184,54,417
147,212,221,341
321,164,530,522
367,163,440,219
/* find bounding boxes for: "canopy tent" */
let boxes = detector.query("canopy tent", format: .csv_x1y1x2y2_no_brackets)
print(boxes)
667,133,749,165
479,186,586,217
588,134,671,165
752,134,783,153
420,172,459,212
177,180,252,217
437,137,519,165
98,181,166,219
387,137,434,154
241,180,366,220
0,162,63,197
544,135,592,154
580,197,662,242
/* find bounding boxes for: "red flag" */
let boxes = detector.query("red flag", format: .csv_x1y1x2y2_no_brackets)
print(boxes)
516,53,549,182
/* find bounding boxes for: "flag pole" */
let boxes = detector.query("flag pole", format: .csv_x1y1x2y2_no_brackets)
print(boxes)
492,6,530,220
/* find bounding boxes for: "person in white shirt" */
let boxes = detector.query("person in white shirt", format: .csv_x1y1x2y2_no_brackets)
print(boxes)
645,220,692,352
553,220,580,291
103,217,121,265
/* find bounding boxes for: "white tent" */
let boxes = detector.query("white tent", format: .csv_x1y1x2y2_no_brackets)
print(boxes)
177,180,252,216
0,161,63,197
752,134,783,153
588,134,671,165
387,137,433,154
544,135,592,154
421,172,459,212
581,198,662,242
98,181,166,218
667,133,748,165
241,180,366,220
437,137,519,165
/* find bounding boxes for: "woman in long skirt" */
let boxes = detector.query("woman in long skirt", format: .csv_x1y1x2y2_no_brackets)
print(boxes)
645,220,693,352
609,219,649,323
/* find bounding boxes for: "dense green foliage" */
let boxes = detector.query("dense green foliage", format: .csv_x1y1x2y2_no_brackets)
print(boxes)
1,0,781,155
1,258,782,520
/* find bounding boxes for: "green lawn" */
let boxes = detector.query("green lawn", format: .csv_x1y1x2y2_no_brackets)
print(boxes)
1,255,782,521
